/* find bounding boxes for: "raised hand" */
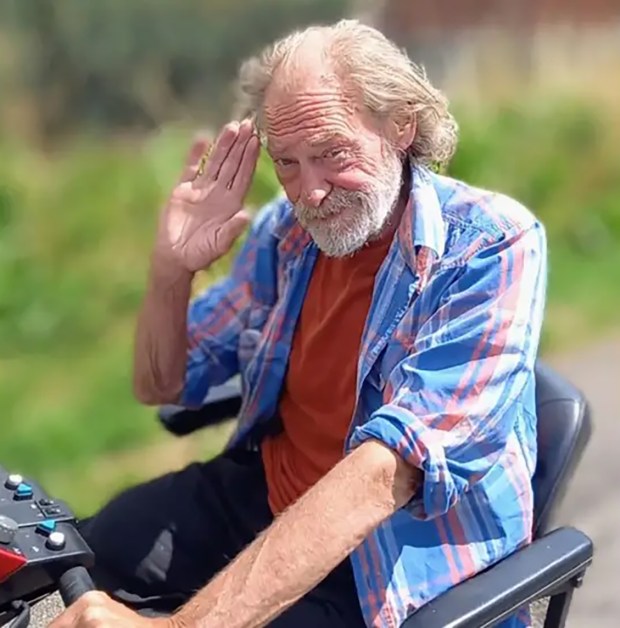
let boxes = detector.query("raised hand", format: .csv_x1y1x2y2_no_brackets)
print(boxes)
155,118,260,273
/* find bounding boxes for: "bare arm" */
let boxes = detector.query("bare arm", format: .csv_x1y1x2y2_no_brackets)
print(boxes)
132,120,260,405
172,439,421,628
48,440,420,628
132,257,194,405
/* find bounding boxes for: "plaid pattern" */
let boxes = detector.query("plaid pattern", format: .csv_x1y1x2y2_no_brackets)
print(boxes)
182,166,547,627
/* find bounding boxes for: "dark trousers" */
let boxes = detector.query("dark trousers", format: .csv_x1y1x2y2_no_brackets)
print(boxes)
78,448,365,627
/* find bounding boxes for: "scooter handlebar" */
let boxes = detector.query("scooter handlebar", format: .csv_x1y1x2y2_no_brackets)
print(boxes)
57,566,95,607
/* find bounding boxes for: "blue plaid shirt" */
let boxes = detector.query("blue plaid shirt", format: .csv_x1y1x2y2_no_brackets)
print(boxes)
182,166,547,627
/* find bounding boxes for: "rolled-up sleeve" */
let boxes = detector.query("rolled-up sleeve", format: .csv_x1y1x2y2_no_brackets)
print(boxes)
349,222,547,519
181,201,280,408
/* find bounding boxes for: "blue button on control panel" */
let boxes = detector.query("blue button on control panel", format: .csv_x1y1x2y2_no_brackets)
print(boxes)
36,519,57,536
14,483,33,500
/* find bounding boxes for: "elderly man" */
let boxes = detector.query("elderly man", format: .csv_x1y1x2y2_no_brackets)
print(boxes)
52,19,546,628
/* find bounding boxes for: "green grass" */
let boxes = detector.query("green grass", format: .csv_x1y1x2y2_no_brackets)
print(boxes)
0,98,618,514
0,128,280,483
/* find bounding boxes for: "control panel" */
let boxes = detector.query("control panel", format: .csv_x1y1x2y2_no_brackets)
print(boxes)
0,466,94,624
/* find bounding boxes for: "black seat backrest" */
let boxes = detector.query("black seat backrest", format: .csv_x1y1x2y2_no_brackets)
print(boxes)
532,362,592,538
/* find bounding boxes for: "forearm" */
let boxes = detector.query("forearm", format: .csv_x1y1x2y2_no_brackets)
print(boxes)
133,254,195,405
173,440,419,628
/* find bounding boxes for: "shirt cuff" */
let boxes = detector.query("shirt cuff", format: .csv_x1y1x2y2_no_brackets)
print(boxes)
348,405,469,519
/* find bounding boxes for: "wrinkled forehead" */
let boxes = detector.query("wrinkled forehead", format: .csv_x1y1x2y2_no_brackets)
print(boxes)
261,70,364,152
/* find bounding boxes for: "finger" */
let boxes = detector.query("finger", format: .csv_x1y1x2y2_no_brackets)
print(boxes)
217,119,255,185
201,122,241,182
179,135,210,184
229,134,260,194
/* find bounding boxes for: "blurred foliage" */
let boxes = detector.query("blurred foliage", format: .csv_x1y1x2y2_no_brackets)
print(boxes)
0,130,279,359
0,0,351,141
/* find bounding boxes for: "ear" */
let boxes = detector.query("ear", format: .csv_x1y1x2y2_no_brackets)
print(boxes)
393,113,416,152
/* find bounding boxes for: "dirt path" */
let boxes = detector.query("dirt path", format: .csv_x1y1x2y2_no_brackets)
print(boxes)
545,334,620,627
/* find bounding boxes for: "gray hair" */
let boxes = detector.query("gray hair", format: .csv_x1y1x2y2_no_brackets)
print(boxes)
235,19,459,169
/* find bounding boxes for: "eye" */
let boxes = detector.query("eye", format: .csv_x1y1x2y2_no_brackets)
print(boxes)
274,157,297,168
324,147,348,160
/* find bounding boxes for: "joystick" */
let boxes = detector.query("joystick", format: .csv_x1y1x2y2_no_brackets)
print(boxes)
0,466,94,625
46,531,67,551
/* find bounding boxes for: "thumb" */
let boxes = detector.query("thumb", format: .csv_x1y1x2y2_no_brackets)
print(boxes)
216,211,252,252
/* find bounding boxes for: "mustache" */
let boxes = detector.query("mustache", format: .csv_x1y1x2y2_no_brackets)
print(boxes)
295,188,366,220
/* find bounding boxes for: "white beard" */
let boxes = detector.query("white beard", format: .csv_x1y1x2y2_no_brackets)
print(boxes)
294,148,404,257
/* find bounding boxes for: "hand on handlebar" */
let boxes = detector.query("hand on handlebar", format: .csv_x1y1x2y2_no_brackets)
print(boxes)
154,119,261,274
48,590,173,628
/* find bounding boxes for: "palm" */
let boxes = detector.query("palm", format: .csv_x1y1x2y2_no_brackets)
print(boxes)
157,120,260,272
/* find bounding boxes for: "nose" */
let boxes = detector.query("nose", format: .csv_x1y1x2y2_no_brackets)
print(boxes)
300,165,331,208
304,188,329,208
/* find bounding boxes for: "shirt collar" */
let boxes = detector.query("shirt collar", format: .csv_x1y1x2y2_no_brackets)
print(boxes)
397,165,446,270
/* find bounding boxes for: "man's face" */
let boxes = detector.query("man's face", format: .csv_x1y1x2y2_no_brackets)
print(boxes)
263,75,404,257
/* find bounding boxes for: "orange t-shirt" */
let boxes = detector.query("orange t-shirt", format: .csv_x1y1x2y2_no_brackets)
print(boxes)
261,234,393,515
